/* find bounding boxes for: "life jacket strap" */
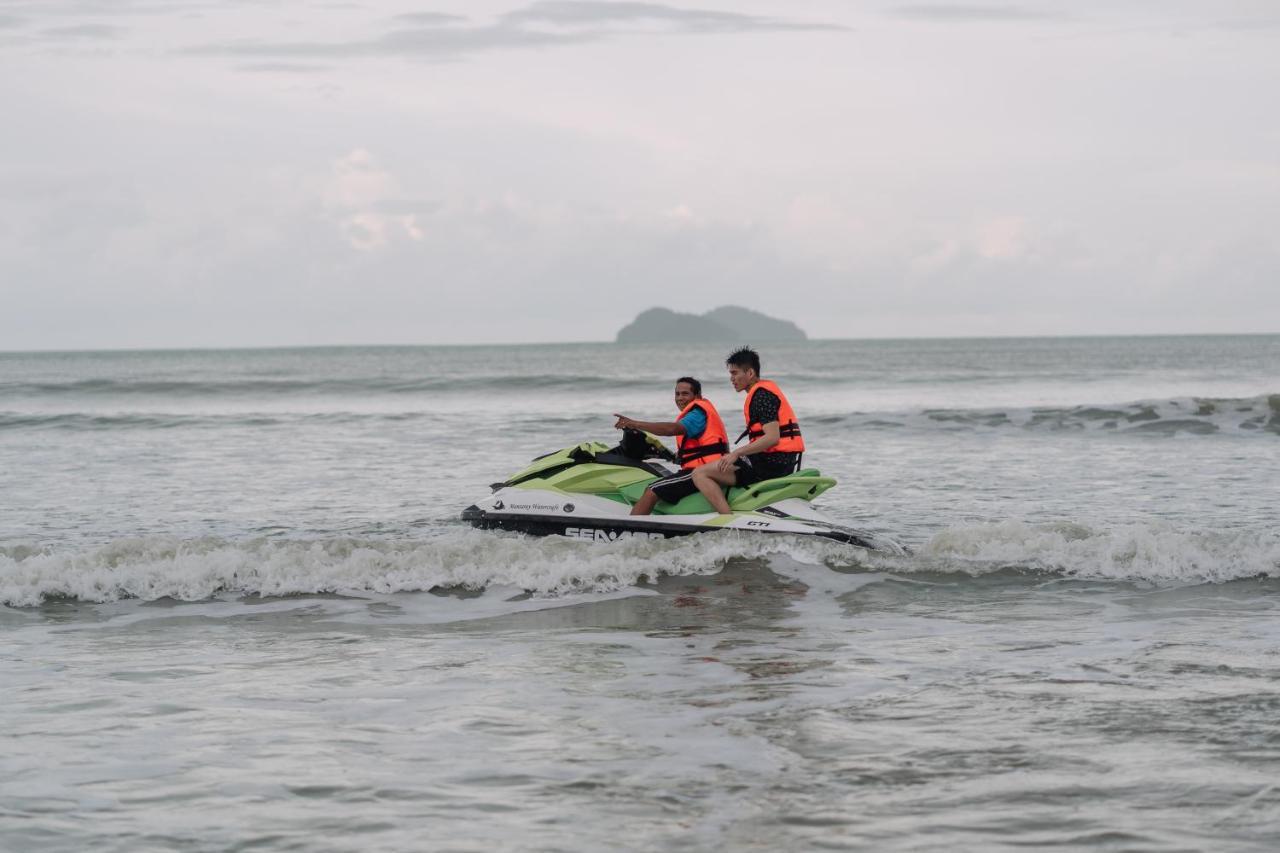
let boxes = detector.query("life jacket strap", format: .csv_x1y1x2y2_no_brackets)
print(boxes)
742,422,802,441
677,441,729,463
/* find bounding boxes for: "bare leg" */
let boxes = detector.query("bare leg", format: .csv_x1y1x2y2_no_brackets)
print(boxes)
691,466,734,514
630,488,660,516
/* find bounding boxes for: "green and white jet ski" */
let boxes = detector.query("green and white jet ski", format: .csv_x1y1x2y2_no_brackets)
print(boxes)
461,438,907,554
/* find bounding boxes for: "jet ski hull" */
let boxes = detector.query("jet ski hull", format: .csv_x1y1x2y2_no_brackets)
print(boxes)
463,506,883,548
461,489,905,553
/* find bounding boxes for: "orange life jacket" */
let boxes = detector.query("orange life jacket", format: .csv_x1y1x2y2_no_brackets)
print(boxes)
674,399,729,469
740,379,804,454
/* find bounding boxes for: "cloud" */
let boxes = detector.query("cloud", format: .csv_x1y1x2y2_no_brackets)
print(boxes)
370,198,442,217
0,0,257,19
0,14,25,29
188,22,587,60
41,23,123,39
391,12,469,25
187,1,846,61
235,62,332,74
324,149,430,251
890,4,1064,23
1209,15,1280,32
974,216,1027,260
503,1,848,33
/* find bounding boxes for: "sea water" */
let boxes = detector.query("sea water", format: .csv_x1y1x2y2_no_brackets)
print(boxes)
2,336,1278,851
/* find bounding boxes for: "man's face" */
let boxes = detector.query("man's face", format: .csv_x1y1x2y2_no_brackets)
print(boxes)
728,364,755,392
674,382,697,410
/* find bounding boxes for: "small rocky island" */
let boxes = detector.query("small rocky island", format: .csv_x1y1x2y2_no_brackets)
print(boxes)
615,306,807,343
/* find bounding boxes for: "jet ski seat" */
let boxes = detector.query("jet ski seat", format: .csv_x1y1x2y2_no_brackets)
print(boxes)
618,469,836,515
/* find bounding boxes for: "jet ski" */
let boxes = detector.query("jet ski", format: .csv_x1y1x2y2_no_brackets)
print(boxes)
461,435,907,554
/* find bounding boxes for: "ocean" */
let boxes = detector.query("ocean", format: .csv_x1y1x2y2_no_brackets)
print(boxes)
2,335,1279,851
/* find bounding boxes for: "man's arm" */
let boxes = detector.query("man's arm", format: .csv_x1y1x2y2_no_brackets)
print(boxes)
732,421,781,457
715,421,779,472
613,414,686,436
715,387,783,472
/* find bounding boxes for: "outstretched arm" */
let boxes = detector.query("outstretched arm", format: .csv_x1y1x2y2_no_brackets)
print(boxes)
613,414,687,436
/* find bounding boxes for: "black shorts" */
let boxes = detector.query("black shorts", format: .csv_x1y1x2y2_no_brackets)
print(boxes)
649,453,800,504
733,453,800,488
649,468,701,504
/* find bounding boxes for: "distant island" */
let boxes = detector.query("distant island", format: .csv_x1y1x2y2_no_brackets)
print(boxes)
615,306,807,344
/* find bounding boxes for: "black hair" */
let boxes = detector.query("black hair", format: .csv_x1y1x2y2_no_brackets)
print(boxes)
675,376,702,397
725,346,760,375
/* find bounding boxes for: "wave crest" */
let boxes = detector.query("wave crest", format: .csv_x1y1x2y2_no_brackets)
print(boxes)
5,521,1279,607
811,393,1280,437
0,531,851,607
917,520,1280,583
0,374,642,399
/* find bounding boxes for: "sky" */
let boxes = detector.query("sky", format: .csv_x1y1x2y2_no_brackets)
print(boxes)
1,0,1278,349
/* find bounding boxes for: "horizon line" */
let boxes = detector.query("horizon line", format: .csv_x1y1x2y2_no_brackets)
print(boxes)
2,329,1279,357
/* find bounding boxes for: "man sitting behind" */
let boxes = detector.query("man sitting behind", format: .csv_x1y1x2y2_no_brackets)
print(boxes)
613,377,729,516
690,347,804,515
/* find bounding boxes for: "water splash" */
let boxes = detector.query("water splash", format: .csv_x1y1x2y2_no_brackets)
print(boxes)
5,520,1279,607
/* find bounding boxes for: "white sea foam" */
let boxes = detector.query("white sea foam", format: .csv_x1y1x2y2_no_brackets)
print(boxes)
915,520,1280,584
4,521,1278,607
808,392,1280,436
0,530,858,607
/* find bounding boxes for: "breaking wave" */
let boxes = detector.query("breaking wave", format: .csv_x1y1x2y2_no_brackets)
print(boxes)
0,374,647,399
0,411,425,431
4,521,1278,607
810,393,1280,436
4,394,1276,435
0,531,848,608
914,521,1280,584
0,411,601,432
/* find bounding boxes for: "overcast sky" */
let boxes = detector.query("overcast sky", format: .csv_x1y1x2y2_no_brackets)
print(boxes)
1,0,1277,349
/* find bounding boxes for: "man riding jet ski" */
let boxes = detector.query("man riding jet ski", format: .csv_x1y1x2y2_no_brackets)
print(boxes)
458,433,905,552
689,346,807,514
612,375,730,516
461,346,904,553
